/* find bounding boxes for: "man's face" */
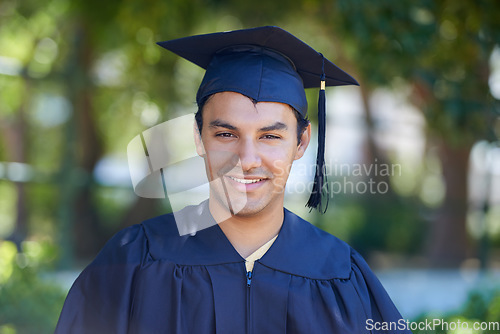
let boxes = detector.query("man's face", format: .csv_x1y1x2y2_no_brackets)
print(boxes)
195,91,310,218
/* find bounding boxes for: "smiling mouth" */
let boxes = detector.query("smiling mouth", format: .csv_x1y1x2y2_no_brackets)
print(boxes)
227,176,265,184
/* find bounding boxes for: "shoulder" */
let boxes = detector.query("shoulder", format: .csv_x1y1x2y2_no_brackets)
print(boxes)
263,209,387,284
140,210,190,261
90,223,148,266
139,202,242,265
141,211,183,244
260,209,354,279
87,210,181,267
284,208,351,251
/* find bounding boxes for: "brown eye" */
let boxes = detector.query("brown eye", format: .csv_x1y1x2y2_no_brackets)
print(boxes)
216,132,235,138
262,134,281,140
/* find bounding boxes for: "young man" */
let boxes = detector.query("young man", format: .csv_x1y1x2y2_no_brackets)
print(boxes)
56,26,409,333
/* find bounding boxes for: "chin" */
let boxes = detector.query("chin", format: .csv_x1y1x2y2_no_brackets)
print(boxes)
213,196,265,217
231,200,270,217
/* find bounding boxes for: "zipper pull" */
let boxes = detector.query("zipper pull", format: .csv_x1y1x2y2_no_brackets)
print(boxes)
246,271,252,287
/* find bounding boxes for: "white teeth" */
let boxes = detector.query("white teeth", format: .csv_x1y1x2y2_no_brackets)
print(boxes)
229,176,263,184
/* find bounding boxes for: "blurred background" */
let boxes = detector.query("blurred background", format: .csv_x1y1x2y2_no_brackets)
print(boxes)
0,0,499,332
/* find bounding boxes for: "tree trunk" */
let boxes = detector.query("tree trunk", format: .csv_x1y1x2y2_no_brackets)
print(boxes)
72,21,106,260
427,139,471,266
57,20,105,266
1,80,31,249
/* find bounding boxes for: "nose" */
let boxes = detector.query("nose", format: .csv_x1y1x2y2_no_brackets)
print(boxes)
237,138,261,172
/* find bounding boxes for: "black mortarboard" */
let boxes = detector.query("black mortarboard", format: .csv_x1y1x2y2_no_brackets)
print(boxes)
157,26,359,212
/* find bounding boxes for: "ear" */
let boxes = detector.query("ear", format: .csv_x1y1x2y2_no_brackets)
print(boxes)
193,121,206,156
294,123,311,160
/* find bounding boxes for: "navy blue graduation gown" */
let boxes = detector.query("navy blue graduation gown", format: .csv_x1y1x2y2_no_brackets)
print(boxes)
56,201,410,333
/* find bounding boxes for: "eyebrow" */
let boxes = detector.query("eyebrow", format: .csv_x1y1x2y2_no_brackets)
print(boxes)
259,122,288,132
209,119,238,130
209,119,288,133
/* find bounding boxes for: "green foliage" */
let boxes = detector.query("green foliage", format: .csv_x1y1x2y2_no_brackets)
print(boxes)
319,193,427,256
413,291,500,334
0,183,16,238
0,241,66,334
329,0,500,144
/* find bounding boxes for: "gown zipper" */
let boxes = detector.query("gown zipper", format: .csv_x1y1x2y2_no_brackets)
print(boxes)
246,270,253,287
246,270,253,334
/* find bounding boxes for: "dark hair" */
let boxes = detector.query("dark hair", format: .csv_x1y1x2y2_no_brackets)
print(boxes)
195,95,309,143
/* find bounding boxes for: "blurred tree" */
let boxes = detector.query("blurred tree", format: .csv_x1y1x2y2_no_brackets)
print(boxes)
0,1,36,249
0,240,65,334
321,0,500,265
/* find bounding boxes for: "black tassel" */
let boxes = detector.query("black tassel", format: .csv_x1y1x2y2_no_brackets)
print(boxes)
306,54,329,213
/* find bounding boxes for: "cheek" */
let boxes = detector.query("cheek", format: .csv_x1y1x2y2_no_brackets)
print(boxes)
201,137,239,157
201,136,234,163
264,148,295,177
199,135,217,150
206,149,240,170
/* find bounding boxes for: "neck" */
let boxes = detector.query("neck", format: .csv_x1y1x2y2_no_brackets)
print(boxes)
208,198,284,259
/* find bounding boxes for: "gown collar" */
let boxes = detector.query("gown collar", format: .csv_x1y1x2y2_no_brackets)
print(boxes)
144,200,351,280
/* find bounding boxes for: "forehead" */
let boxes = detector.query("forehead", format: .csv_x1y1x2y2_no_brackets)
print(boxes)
202,92,296,126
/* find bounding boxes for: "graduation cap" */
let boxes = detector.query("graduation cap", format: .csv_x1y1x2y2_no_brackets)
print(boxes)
157,26,358,213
